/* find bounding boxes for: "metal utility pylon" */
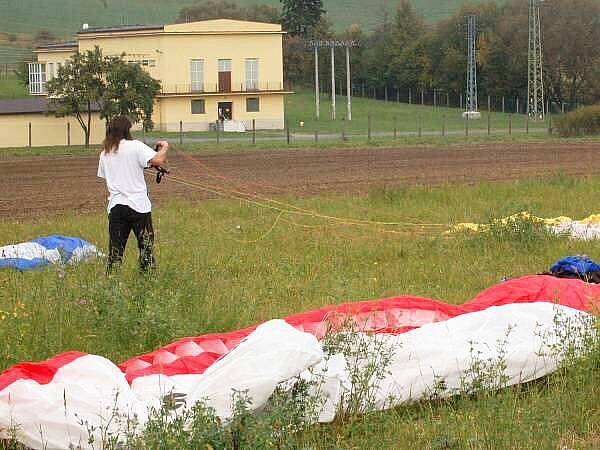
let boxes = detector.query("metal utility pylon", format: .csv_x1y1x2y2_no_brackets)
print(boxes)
466,15,478,113
527,0,544,120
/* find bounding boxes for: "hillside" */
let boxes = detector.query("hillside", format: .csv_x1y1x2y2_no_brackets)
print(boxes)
0,0,495,38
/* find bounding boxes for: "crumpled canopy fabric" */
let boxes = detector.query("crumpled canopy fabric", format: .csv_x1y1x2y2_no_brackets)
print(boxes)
0,235,99,270
0,275,598,449
449,212,600,240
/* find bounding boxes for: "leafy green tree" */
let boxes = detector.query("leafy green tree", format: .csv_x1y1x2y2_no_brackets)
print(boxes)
280,0,325,36
178,0,280,23
390,0,427,91
13,59,31,88
47,47,162,145
46,47,105,147
102,57,161,131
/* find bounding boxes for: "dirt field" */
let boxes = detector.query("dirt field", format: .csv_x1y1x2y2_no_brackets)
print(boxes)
1,141,599,219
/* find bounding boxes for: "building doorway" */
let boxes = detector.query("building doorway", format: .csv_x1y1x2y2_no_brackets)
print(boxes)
218,102,233,121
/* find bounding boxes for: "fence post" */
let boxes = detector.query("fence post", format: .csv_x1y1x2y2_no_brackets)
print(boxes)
384,86,388,102
508,114,512,135
408,89,412,105
393,116,397,139
460,93,463,110
28,122,32,148
418,114,422,138
315,123,319,144
342,117,347,141
67,122,71,146
465,114,469,137
396,88,400,103
179,120,183,145
526,114,529,134
216,121,220,145
548,113,552,135
516,97,520,114
442,114,446,137
368,115,372,142
447,92,450,108
420,90,424,105
286,119,290,145
252,119,256,145
502,96,505,113
487,111,491,135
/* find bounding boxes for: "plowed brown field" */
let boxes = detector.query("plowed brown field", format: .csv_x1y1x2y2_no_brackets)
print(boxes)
1,141,599,219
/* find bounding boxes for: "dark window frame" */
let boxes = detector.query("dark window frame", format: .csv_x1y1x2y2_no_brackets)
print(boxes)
246,97,260,112
191,99,206,114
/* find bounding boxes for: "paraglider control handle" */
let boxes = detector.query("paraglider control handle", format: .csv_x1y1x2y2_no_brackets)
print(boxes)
150,144,170,184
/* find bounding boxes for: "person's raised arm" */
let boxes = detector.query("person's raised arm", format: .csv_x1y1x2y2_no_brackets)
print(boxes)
150,140,169,166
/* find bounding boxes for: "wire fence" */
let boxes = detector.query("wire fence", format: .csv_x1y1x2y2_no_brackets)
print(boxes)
136,113,556,148
327,84,583,115
0,63,18,80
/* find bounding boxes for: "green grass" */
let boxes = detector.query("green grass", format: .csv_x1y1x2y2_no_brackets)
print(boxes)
3,134,592,158
285,89,550,135
0,44,31,65
0,74,27,99
1,173,599,448
0,0,499,42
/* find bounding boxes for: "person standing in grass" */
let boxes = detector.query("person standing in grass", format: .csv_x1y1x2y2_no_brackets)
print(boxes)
98,115,169,272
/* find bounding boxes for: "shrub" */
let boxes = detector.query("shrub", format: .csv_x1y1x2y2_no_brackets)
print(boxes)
555,105,600,137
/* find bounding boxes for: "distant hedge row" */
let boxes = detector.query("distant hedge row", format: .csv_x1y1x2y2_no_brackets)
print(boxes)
555,105,600,137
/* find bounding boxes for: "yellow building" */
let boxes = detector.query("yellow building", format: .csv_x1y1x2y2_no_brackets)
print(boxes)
0,19,290,148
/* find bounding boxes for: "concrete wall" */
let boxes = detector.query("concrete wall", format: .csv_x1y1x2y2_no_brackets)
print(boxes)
0,113,105,148
157,94,285,131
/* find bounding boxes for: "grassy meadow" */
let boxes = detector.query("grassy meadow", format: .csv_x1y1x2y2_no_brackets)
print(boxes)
0,73,26,99
0,0,496,39
1,171,599,448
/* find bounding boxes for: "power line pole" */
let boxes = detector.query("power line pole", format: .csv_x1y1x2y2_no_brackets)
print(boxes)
527,0,545,120
314,46,320,120
346,45,352,121
331,46,336,120
308,40,360,122
466,15,478,113
463,15,480,120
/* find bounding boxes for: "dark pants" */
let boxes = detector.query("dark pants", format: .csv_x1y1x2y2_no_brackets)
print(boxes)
108,204,155,272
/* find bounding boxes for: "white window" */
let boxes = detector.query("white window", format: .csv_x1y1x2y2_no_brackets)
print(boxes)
218,59,232,72
47,62,54,80
245,58,259,90
28,63,46,94
190,59,204,92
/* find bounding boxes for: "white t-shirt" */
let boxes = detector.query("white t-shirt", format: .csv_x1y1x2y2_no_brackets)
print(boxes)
97,139,157,214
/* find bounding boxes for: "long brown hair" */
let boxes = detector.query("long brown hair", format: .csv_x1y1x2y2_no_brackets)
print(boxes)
102,116,132,153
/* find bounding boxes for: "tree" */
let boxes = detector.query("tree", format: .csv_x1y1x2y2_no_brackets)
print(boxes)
102,57,161,131
33,30,57,46
389,0,427,91
46,47,105,147
540,0,600,105
14,59,31,88
178,0,280,24
280,0,324,36
47,47,162,146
